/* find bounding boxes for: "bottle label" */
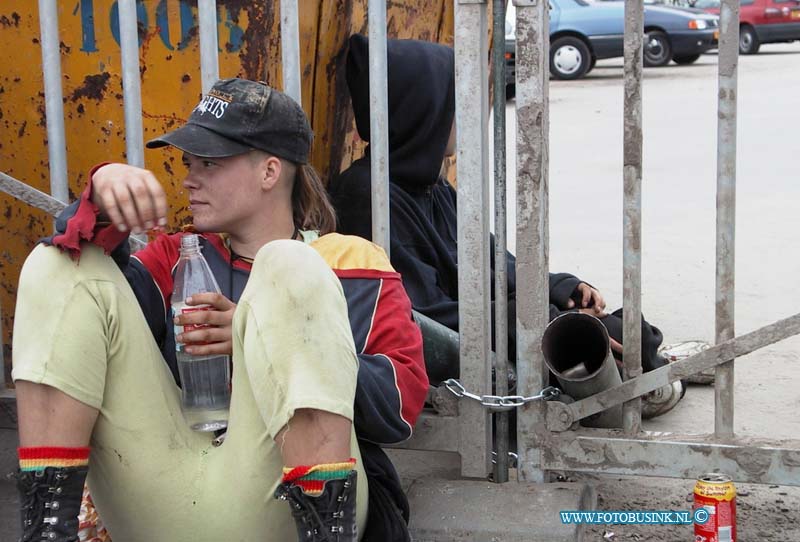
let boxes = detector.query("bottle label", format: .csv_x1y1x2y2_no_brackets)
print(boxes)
173,303,213,350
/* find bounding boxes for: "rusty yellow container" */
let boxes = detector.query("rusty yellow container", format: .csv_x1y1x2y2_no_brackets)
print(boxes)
0,0,454,384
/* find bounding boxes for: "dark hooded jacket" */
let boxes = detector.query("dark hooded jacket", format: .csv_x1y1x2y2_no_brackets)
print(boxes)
330,34,584,375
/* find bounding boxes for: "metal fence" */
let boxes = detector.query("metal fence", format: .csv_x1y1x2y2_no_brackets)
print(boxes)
3,0,800,491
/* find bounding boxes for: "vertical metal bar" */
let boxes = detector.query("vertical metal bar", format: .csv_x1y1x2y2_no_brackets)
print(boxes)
492,0,509,484
0,303,7,398
622,0,644,435
280,0,302,105
198,0,220,94
715,0,739,439
368,0,391,255
513,0,549,483
37,0,69,203
455,0,492,479
118,0,145,168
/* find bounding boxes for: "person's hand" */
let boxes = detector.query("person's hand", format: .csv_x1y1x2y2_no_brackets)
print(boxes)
567,283,606,317
91,163,168,234
609,337,623,355
174,293,237,356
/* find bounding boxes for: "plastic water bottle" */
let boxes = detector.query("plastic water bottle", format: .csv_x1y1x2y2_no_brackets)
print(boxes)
171,234,231,432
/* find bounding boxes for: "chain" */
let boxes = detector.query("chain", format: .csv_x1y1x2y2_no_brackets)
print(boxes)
442,378,561,412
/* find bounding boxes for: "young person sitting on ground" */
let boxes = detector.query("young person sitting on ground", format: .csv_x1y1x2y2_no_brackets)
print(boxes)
13,78,428,542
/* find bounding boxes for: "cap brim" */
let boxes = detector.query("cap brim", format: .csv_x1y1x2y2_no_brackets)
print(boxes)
145,123,252,158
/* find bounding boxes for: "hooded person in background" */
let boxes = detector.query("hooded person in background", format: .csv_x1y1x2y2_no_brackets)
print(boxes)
329,34,684,419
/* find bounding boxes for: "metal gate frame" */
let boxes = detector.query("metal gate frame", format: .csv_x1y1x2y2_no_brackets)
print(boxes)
3,0,800,490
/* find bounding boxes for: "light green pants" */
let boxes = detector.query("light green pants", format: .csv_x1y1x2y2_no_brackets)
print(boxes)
12,241,368,542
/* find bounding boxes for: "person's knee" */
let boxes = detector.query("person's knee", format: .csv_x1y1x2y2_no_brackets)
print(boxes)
254,240,335,285
244,239,343,309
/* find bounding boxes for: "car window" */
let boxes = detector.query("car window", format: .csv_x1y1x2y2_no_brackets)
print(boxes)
692,0,720,8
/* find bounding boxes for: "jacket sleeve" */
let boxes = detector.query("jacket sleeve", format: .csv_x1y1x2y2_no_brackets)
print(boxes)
549,272,583,310
313,234,429,445
350,272,429,445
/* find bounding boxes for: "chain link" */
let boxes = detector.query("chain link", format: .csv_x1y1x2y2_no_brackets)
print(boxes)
442,378,561,412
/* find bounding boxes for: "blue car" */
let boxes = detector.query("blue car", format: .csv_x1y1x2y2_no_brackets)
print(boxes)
505,0,719,81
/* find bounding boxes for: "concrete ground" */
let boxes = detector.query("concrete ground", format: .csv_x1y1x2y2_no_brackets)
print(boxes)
2,42,800,542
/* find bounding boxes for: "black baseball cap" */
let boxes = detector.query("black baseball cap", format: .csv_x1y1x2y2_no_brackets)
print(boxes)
146,78,312,164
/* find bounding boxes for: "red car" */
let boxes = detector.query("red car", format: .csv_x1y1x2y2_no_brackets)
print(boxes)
695,0,800,54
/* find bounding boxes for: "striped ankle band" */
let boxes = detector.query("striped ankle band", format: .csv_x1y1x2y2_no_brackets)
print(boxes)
18,446,90,472
282,458,356,496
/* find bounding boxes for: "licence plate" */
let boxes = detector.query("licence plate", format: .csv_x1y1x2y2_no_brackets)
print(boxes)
791,10,800,19
714,30,720,39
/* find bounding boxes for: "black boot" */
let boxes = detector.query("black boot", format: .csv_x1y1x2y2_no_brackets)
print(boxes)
275,470,358,542
17,466,88,542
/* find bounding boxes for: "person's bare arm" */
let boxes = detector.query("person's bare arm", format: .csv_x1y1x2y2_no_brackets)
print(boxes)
91,163,168,234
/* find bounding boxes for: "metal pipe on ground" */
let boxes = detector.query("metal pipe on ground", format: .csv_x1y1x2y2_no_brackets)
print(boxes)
542,313,623,428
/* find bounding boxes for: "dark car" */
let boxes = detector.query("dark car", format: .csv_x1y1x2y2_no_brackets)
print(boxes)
504,0,719,85
694,0,800,54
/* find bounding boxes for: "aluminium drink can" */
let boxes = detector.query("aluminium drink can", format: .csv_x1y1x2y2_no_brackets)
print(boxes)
694,472,736,542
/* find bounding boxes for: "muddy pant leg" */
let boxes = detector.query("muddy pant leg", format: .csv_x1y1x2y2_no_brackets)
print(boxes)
229,240,368,536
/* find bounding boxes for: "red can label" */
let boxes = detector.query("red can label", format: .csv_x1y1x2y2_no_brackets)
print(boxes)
694,474,736,542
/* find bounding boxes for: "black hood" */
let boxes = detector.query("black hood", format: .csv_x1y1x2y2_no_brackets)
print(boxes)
346,34,455,189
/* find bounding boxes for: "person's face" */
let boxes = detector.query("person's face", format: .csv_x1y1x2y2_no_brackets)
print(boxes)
444,121,457,157
181,152,265,233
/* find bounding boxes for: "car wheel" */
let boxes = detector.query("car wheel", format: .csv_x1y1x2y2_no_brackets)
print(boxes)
506,84,515,101
549,37,591,80
739,25,760,54
644,30,672,67
673,54,700,65
587,56,597,74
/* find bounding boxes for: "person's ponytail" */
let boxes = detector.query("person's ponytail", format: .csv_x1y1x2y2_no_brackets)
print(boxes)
292,164,336,235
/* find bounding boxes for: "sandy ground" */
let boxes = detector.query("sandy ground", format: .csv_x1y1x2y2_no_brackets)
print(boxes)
494,41,800,541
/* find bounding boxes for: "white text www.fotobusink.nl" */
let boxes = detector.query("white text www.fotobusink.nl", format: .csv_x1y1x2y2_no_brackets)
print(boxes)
560,509,710,525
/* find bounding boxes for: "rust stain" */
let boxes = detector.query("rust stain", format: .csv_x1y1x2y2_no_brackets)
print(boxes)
70,73,112,102
0,12,20,27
